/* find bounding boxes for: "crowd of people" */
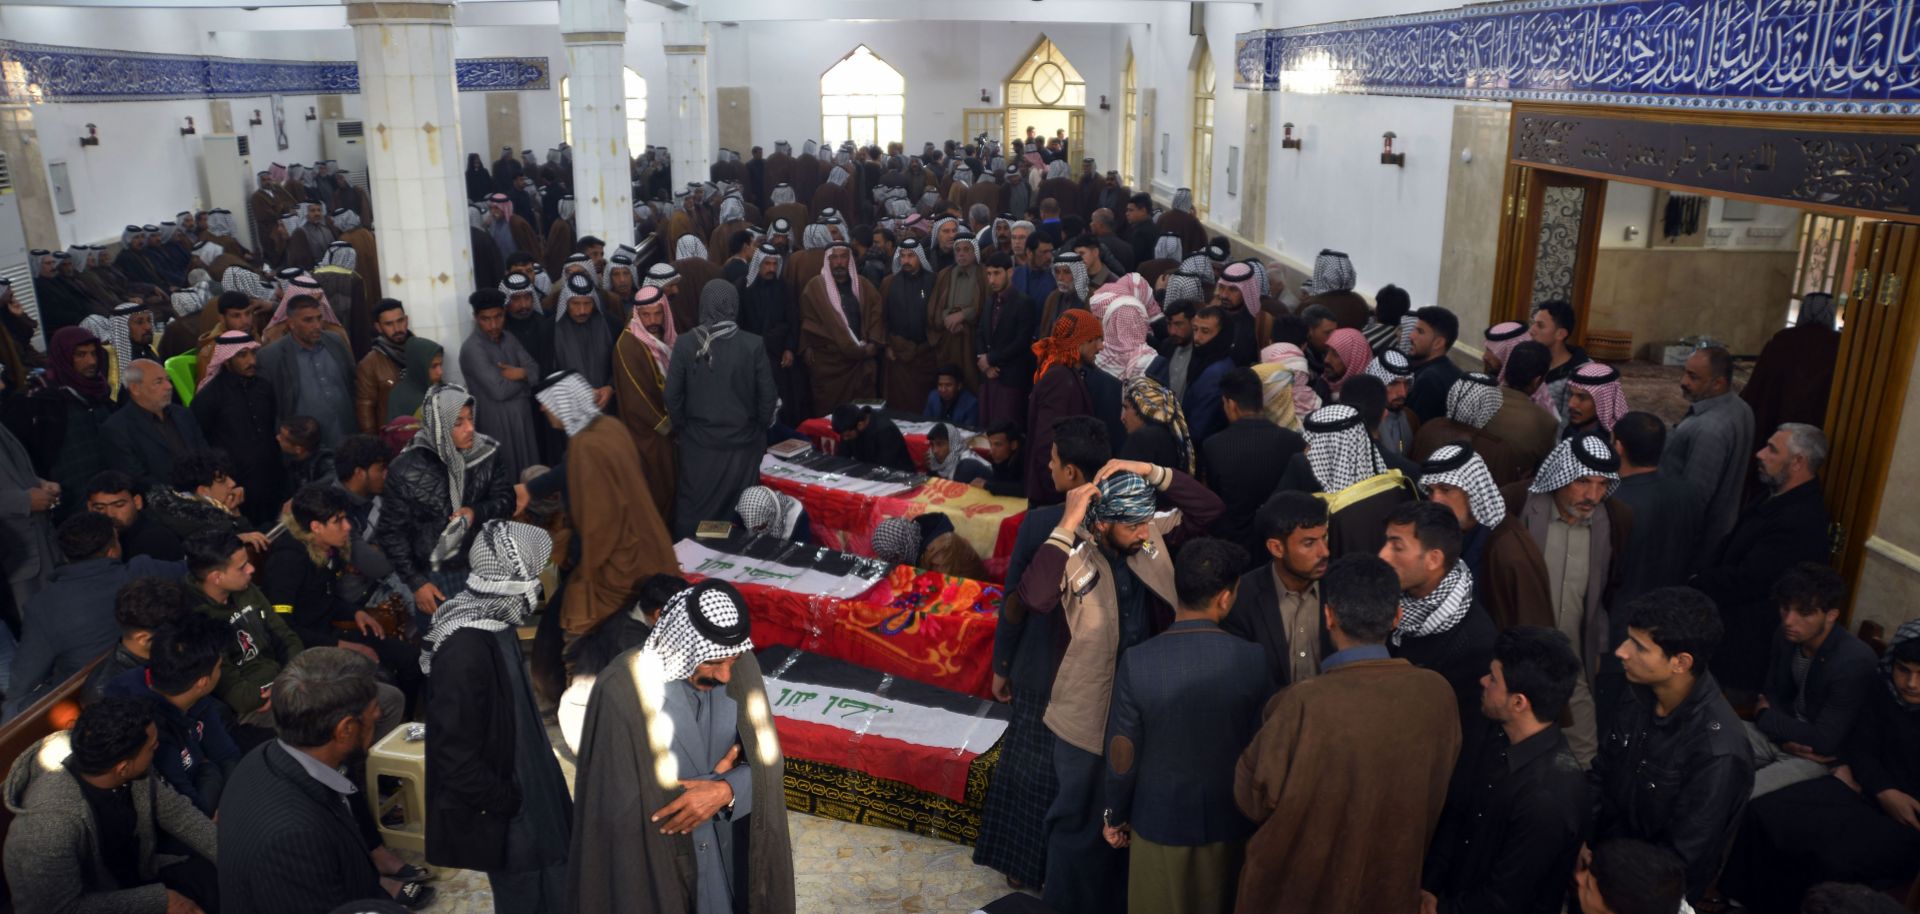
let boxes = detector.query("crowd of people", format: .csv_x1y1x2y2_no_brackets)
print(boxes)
0,126,1909,914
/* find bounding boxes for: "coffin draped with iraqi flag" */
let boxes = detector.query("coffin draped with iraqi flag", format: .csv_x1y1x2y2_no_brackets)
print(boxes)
761,645,1010,842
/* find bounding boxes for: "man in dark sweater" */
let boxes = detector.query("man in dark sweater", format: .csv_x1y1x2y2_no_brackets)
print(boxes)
1201,368,1304,560
1743,563,1878,797
83,470,185,562
106,613,242,815
82,577,195,704
217,648,388,914
1379,501,1497,740
1405,306,1464,424
6,513,185,718
970,421,1027,498
1423,626,1591,914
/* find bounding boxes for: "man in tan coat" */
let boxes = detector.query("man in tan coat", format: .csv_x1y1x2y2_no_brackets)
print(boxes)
1234,553,1461,914
798,243,883,409
534,371,677,635
355,299,411,433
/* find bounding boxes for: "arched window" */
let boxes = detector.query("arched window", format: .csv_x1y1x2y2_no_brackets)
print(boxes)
821,46,904,149
560,69,647,151
623,67,647,152
1122,48,1138,188
1190,38,1215,219
1004,36,1086,153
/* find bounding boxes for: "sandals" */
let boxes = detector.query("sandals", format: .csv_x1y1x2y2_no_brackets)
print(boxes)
393,880,436,910
391,863,435,884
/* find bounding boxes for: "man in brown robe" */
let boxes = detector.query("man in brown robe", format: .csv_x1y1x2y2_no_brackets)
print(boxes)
1235,553,1460,914
799,243,882,409
534,371,678,635
809,168,852,223
928,232,984,392
761,142,796,209
1419,445,1553,630
544,198,578,280
667,255,720,336
1157,188,1210,255
880,238,938,411
249,171,294,264
332,209,382,315
612,286,678,526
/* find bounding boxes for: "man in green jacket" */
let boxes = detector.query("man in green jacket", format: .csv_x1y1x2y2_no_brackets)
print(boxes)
184,529,305,729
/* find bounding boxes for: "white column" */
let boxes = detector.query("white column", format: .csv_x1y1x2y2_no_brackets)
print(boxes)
560,0,630,243
663,16,711,190
346,0,472,377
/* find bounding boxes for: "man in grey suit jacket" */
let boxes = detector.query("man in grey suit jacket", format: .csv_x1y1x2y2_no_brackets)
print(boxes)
256,295,356,448
102,359,209,492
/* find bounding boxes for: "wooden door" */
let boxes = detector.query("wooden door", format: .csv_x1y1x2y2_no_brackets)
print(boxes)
1491,167,1607,339
1823,221,1920,606
963,109,1005,148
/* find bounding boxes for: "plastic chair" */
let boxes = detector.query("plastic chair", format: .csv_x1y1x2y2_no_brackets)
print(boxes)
365,726,427,852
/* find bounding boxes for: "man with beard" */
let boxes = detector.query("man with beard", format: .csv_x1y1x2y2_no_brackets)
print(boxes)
799,242,883,409
551,274,615,409
880,238,938,411
929,231,984,394
973,251,1036,429
1419,444,1553,632
501,272,554,373
284,201,337,272
459,289,542,481
544,198,578,278
535,372,678,637
598,251,642,327
4,329,117,523
667,281,778,539
1378,501,1497,758
1038,250,1089,336
189,332,284,525
30,249,93,334
1018,459,1224,913
1661,345,1755,555
257,295,355,448
612,286,679,519
735,244,798,423
1224,491,1335,688
1503,433,1633,765
568,580,795,914
101,301,159,387
1178,307,1237,443
251,171,294,263
484,193,544,263
355,299,412,433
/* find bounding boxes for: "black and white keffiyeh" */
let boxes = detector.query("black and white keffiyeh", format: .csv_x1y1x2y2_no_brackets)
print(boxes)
641,581,754,682
1367,348,1413,384
321,241,356,272
534,371,601,438
1164,270,1206,308
1304,404,1387,493
406,383,499,512
872,517,923,565
735,485,801,539
1052,251,1088,302
419,520,553,675
645,262,679,289
1397,560,1474,644
1419,444,1507,529
770,183,797,205
1153,233,1183,261
1178,252,1215,283
675,234,708,261
745,244,782,288
331,207,362,234
1529,432,1621,496
1446,373,1504,429
1310,249,1357,294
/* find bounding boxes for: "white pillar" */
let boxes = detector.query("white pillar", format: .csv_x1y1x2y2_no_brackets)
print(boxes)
560,0,631,243
346,0,473,376
663,16,711,189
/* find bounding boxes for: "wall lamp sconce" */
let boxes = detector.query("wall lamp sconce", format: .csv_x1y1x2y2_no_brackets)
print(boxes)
1281,122,1302,151
249,109,263,126
180,116,197,136
979,88,991,103
1099,94,1111,111
304,106,317,122
79,124,100,147
1380,131,1405,167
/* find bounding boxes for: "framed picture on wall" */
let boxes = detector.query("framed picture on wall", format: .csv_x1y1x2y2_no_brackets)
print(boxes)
272,95,289,151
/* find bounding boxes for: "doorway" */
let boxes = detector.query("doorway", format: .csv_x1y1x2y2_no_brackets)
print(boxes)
1490,103,1920,612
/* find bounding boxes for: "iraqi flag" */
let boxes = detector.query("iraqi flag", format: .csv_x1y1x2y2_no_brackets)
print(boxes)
760,646,1009,803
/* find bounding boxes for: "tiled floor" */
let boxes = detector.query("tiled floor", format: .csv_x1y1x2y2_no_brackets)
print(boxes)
397,716,1020,914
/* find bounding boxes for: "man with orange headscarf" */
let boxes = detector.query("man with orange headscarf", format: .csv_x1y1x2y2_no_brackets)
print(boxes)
1024,310,1104,507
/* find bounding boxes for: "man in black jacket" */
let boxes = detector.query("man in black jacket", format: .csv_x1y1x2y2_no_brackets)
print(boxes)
102,358,208,492
1223,491,1333,690
83,470,185,561
191,332,284,526
974,251,1037,429
1201,368,1304,561
1379,501,1497,743
829,405,914,473
1405,306,1464,424
1692,422,1833,694
1743,563,1877,797
1423,626,1591,914
422,521,571,912
1589,586,1754,903
218,648,390,914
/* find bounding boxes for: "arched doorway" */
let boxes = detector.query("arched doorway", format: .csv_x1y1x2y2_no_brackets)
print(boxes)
1004,36,1085,157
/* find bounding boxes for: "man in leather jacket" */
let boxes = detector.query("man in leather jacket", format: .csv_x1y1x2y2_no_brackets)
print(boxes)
1588,586,1754,904
373,384,515,625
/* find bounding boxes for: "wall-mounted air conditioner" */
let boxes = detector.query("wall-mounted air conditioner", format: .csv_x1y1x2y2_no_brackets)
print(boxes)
322,120,369,187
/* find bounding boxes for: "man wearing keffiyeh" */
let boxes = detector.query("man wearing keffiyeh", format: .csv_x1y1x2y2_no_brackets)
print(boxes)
1509,432,1634,765
797,242,883,409
568,580,795,914
1378,499,1497,766
422,520,573,912
1565,361,1628,441
1290,403,1418,560
1367,348,1417,457
1419,444,1554,632
1410,372,1535,486
533,372,678,635
667,281,778,539
1016,457,1224,914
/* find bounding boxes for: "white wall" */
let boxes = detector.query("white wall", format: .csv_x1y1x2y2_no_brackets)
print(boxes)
727,21,1122,166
